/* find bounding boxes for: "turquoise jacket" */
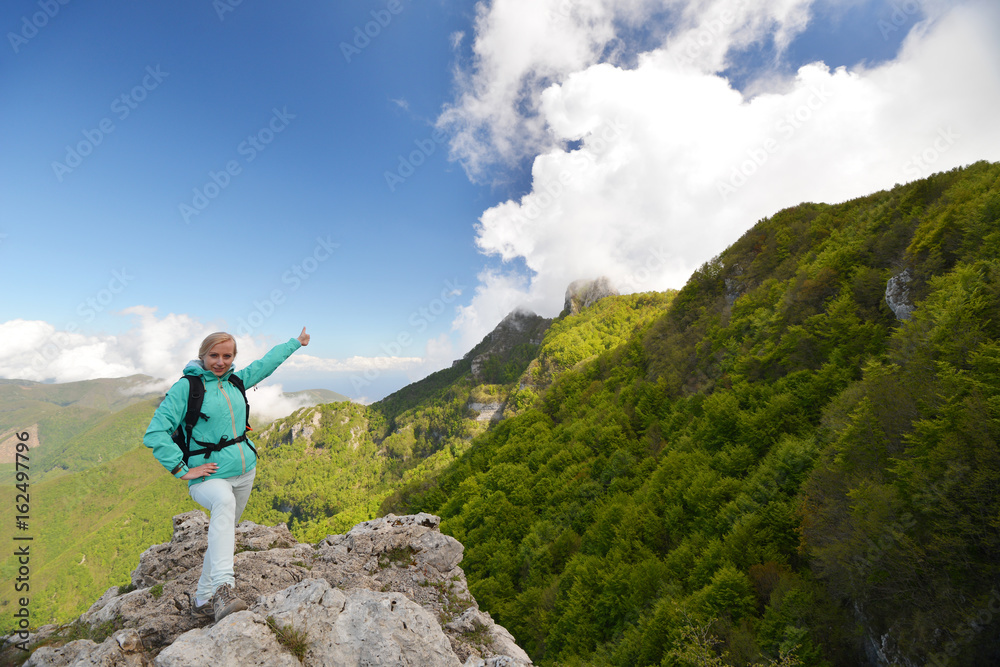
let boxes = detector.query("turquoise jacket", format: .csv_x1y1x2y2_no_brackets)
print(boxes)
144,338,302,487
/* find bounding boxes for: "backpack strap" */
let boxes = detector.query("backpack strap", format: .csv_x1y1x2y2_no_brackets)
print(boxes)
171,375,208,466
182,375,207,435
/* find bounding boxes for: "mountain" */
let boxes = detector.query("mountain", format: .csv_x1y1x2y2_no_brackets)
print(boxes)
2,512,532,666
0,287,668,632
289,388,350,405
3,161,999,666
378,161,1000,666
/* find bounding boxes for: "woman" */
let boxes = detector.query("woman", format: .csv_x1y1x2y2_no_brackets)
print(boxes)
144,327,310,622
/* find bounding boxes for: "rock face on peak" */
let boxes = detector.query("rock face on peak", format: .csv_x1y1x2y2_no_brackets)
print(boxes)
563,277,618,316
464,309,552,384
14,513,531,667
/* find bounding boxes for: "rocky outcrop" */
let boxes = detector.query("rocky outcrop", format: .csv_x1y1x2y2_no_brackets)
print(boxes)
885,269,914,320
563,277,618,315
468,402,504,423
466,309,551,383
10,513,531,667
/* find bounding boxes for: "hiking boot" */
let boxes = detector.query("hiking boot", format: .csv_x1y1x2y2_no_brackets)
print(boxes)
191,596,213,619
212,583,247,623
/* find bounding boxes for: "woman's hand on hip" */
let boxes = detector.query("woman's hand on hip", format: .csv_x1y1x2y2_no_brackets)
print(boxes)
181,462,218,480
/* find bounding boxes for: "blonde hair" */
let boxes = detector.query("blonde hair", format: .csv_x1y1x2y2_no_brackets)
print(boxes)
198,332,237,360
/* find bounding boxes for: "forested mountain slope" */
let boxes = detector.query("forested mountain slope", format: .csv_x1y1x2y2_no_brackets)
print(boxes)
4,162,997,667
383,161,1000,666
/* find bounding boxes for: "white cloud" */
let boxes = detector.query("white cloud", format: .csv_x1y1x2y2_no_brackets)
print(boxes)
438,0,825,179
408,332,458,381
0,309,437,413
281,354,423,373
245,383,316,422
443,0,1000,349
0,319,138,383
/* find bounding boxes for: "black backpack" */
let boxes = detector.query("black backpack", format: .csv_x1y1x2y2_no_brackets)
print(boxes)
170,375,257,465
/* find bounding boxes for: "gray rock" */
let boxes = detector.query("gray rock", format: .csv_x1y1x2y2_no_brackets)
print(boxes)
885,269,914,320
468,402,505,423
255,578,461,666
564,277,618,315
24,639,97,667
154,611,299,667
14,513,531,667
130,511,209,589
446,609,531,665
24,629,149,667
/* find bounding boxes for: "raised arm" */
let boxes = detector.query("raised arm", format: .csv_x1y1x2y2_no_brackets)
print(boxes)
235,328,310,388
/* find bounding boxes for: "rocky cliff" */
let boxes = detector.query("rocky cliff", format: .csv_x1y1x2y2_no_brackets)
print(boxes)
5,513,531,667
562,277,618,316
464,309,552,383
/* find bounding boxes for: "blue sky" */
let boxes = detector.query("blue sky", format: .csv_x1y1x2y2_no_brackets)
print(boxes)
2,0,999,410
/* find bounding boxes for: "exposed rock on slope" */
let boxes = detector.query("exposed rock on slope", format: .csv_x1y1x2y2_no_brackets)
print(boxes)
12,513,531,667
465,309,552,383
563,277,618,315
885,268,914,320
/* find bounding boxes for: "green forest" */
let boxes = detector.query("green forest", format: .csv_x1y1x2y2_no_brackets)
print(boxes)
382,161,1000,665
2,162,999,666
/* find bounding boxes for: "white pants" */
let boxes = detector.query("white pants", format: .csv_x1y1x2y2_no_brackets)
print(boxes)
189,467,256,601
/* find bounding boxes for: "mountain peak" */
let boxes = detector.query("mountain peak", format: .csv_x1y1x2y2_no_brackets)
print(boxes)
563,277,619,315
463,309,552,384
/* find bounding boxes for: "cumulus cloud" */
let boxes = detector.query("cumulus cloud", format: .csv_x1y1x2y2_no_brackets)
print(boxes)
445,0,1000,351
439,0,654,177
0,308,435,413
438,0,825,179
0,319,140,383
244,383,316,422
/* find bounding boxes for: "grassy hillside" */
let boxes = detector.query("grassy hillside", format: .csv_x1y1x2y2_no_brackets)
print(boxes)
0,286,675,630
246,401,388,543
0,376,162,484
0,445,191,628
383,161,1000,666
